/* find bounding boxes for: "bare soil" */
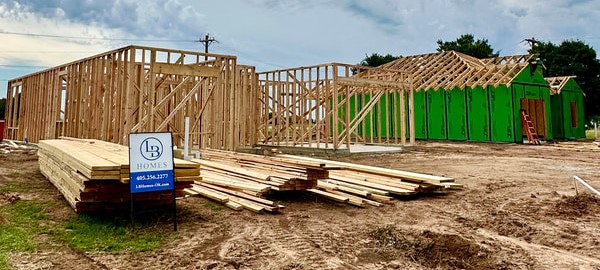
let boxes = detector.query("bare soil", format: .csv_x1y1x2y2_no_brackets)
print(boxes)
2,141,600,269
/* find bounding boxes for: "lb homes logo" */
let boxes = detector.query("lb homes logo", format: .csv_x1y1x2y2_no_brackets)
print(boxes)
140,137,163,161
129,133,174,193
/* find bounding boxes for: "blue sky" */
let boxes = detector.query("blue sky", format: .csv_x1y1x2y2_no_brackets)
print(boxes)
1,0,600,98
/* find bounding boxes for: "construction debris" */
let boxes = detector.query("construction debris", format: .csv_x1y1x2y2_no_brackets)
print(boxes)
38,138,198,213
0,140,38,154
183,150,461,212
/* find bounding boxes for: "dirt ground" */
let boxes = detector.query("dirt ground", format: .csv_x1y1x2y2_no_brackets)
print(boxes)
2,140,600,270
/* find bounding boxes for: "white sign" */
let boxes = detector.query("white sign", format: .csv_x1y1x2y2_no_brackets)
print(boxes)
129,132,174,193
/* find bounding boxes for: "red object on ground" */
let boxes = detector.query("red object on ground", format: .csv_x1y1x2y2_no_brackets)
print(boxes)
0,120,4,142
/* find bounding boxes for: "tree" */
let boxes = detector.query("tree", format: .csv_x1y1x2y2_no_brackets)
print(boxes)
0,98,5,120
437,34,499,58
529,40,600,122
358,53,399,67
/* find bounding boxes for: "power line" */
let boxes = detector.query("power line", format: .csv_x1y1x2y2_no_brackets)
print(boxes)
214,43,287,68
0,30,195,42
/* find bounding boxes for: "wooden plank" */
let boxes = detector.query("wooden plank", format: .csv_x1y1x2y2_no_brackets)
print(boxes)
199,177,271,193
307,189,349,203
324,179,391,196
278,154,454,184
199,183,276,206
188,186,229,203
317,180,370,197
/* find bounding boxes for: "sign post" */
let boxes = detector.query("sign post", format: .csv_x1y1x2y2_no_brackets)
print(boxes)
129,132,177,231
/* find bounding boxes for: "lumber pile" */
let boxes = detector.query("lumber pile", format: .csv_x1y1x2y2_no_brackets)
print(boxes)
278,154,462,207
38,138,198,213
184,149,331,212
184,150,460,212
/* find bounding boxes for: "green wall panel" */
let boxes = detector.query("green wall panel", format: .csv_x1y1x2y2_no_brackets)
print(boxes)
466,86,490,141
564,79,586,138
511,84,525,141
556,81,586,139
489,85,515,142
413,90,427,139
445,88,467,140
551,94,565,139
426,89,447,139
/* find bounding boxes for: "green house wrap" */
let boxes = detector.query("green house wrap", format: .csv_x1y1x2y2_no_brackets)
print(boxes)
547,76,586,139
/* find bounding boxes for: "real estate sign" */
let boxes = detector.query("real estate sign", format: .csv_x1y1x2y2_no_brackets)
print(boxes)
128,132,174,193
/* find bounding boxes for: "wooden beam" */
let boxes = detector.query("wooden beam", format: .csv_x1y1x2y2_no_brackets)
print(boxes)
152,62,220,77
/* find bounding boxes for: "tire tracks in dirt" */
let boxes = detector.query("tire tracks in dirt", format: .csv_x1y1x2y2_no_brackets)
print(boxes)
218,221,361,270
477,228,600,268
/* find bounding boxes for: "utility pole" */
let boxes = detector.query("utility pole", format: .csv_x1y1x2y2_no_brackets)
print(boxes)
523,37,539,50
198,33,217,60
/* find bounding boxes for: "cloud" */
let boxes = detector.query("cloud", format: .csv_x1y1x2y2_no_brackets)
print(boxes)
1,0,206,39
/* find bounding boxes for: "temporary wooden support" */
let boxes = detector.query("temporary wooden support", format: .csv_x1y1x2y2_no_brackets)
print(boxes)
257,63,414,149
4,45,258,151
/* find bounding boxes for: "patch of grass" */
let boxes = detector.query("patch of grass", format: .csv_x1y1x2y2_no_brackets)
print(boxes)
586,129,597,140
0,184,24,193
0,200,48,269
0,254,9,270
58,215,164,252
203,201,224,211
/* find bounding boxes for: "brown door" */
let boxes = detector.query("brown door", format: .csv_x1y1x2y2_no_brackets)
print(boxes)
520,98,546,139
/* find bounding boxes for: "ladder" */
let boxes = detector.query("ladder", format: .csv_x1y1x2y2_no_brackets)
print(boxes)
520,110,541,145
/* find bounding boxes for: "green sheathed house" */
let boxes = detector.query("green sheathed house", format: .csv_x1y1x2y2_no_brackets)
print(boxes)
381,51,554,142
344,51,585,143
547,76,586,139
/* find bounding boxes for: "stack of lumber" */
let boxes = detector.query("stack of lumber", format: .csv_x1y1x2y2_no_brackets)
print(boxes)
183,150,460,212
37,138,199,213
184,149,334,212
277,154,462,208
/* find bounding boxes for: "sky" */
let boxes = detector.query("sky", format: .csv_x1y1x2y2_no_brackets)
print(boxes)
1,0,600,98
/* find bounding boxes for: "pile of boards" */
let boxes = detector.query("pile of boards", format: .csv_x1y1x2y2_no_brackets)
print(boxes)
184,150,461,212
1,139,38,154
281,154,462,207
38,138,199,213
184,149,334,212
